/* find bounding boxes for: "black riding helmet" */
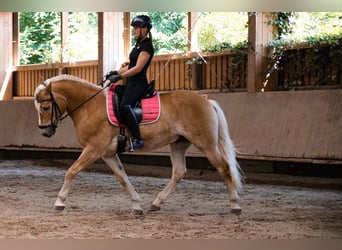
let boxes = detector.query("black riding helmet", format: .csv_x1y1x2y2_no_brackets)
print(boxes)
131,15,152,30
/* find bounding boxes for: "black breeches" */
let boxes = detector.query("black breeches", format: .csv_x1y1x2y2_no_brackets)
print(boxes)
120,80,147,110
119,80,147,139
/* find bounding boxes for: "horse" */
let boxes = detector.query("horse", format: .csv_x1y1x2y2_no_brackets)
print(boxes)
34,74,243,214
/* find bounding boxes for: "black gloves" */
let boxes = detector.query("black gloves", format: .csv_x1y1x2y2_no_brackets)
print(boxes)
104,70,118,81
101,71,122,88
108,74,123,83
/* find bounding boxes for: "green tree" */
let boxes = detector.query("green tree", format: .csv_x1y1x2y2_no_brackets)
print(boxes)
62,12,98,62
19,12,98,65
20,12,340,65
279,12,342,42
196,12,248,52
132,12,188,54
19,12,60,65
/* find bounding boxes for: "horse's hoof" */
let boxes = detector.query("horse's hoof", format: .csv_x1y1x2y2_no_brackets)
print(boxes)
54,205,65,212
230,207,242,215
132,209,144,215
149,204,161,211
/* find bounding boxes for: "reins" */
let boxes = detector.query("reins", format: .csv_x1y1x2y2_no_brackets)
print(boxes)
59,83,110,121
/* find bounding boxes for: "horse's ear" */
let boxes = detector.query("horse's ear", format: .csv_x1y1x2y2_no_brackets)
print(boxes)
39,82,52,98
40,82,51,96
45,82,51,92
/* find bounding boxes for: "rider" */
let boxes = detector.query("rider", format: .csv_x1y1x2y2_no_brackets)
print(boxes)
105,15,154,150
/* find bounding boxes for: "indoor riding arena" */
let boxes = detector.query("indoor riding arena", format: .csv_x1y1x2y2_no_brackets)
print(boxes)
1,12,342,239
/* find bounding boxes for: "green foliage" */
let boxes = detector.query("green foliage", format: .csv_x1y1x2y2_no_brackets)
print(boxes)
19,12,61,65
19,12,98,65
20,12,248,64
197,12,248,53
148,12,186,36
62,12,98,62
267,12,342,89
132,12,188,54
269,12,295,39
19,10,341,78
279,12,342,42
132,12,248,55
277,41,342,89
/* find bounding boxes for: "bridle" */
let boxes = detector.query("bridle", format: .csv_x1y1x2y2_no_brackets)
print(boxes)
36,88,63,131
36,81,109,131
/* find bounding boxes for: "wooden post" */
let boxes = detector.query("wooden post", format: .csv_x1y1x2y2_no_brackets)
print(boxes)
98,12,124,82
247,13,257,93
12,13,19,66
188,12,198,52
0,12,13,100
123,12,131,59
60,13,68,63
247,12,277,92
188,12,202,89
59,12,68,74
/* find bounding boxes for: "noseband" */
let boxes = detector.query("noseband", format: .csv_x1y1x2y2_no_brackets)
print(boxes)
37,90,62,130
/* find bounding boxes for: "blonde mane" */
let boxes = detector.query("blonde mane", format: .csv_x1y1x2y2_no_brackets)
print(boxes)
45,74,94,86
35,74,100,97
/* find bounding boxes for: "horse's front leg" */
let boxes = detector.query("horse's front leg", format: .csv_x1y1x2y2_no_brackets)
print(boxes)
54,147,99,210
102,154,143,215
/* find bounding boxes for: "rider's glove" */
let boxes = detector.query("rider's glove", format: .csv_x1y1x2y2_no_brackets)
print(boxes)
108,74,123,83
103,70,118,82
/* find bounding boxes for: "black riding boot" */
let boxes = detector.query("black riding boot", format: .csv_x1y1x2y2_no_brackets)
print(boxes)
122,105,144,150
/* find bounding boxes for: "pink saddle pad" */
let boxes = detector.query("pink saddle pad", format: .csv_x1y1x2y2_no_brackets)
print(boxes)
106,84,161,126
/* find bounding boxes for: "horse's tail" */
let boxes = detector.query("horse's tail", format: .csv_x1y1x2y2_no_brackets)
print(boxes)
209,100,243,193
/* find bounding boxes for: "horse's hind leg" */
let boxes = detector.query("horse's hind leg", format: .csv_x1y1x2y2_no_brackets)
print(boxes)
204,148,242,214
54,147,99,210
150,140,191,211
102,155,143,214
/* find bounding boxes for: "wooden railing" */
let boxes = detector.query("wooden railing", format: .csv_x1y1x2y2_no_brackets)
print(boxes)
147,52,246,91
12,52,247,97
12,46,340,98
13,60,99,97
277,44,342,90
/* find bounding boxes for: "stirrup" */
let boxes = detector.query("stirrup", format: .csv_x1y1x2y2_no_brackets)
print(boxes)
128,137,144,152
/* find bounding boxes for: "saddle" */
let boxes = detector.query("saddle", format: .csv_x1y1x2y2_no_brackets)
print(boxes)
113,80,157,125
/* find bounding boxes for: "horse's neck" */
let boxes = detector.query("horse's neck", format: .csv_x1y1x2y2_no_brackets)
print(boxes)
55,80,98,111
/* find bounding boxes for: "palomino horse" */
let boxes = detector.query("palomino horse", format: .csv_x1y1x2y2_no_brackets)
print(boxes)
34,74,243,214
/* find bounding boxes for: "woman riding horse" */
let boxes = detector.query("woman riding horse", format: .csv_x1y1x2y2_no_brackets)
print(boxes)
34,75,243,214
105,15,154,150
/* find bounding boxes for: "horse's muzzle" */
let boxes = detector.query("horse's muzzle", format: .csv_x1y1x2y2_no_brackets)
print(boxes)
38,124,57,137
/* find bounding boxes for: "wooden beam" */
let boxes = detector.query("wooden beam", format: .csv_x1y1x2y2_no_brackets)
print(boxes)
12,12,19,66
247,13,257,93
98,12,124,81
60,12,68,65
247,12,276,92
0,12,13,100
98,12,104,79
123,12,131,59
187,12,198,52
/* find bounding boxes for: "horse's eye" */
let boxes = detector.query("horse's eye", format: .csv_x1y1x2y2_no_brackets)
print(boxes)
42,106,50,111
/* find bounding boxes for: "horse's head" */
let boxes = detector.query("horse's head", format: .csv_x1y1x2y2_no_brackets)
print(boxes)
34,81,66,137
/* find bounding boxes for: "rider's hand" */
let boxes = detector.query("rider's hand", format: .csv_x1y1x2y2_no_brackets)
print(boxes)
103,70,118,82
108,74,123,83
